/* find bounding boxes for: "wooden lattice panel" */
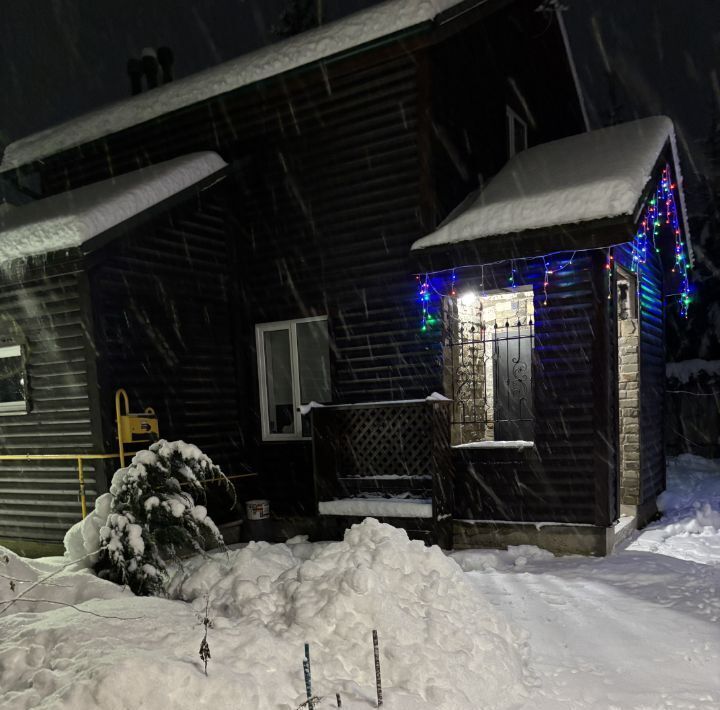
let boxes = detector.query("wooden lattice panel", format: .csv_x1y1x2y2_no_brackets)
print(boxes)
311,400,453,547
334,405,433,478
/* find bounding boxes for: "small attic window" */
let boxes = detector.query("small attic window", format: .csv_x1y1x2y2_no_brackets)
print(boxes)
506,106,528,158
0,343,28,415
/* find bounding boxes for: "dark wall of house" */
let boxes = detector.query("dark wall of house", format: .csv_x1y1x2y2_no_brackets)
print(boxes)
453,252,616,526
638,252,666,502
88,189,246,519
428,3,586,224
0,260,103,546
228,54,442,513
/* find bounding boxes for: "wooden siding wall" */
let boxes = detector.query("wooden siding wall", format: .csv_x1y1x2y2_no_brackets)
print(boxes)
229,56,442,513
0,263,101,545
616,245,666,503
453,252,616,525
638,253,666,501
11,2,590,519
89,192,246,507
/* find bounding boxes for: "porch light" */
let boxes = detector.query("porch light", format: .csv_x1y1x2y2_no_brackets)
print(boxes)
460,291,477,306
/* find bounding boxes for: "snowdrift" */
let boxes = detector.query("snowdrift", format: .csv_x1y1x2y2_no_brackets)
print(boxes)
0,519,530,709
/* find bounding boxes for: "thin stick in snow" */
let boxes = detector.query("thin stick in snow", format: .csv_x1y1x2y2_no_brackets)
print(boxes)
198,595,212,676
373,629,383,707
305,641,311,677
303,656,314,710
0,550,99,617
0,598,144,620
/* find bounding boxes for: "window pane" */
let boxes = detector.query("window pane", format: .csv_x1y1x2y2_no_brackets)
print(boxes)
0,355,24,405
263,329,295,435
296,320,331,404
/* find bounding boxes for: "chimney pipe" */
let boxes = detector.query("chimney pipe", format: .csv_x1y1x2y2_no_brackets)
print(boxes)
157,46,174,84
127,57,143,96
141,48,159,89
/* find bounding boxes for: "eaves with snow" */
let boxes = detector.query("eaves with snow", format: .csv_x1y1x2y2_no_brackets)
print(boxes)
411,116,692,255
0,0,470,172
0,152,227,265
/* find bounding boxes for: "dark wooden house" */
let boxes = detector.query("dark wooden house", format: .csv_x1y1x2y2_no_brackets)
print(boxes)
0,153,244,554
0,0,690,554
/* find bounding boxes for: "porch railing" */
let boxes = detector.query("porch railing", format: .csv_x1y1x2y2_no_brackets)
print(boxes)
311,399,452,546
445,318,534,442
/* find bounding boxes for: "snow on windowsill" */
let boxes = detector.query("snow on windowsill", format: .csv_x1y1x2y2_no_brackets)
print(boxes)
313,393,451,410
456,518,597,529
319,498,433,518
337,474,432,480
452,440,535,450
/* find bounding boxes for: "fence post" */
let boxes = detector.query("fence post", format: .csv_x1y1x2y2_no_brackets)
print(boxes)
77,457,87,519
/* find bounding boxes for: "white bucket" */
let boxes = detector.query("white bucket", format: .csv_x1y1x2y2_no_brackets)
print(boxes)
246,499,270,520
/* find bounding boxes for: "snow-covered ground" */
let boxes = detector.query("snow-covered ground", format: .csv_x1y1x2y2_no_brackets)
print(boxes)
1,455,719,709
453,454,720,709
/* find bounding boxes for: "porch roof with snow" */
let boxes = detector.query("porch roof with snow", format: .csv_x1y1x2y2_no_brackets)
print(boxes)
0,0,497,173
412,116,691,257
0,152,227,265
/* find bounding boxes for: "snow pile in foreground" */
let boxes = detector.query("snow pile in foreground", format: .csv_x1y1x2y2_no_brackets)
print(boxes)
0,520,529,709
628,454,720,563
63,492,112,567
169,518,530,708
0,546,130,616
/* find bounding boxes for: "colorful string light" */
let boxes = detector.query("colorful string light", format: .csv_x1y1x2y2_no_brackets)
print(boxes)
605,249,614,300
630,164,692,316
416,164,693,329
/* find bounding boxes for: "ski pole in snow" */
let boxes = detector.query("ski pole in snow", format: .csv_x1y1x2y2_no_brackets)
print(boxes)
372,629,383,707
336,693,342,708
303,656,314,710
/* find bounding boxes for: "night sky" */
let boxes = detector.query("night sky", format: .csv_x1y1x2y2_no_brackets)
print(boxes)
1,0,718,189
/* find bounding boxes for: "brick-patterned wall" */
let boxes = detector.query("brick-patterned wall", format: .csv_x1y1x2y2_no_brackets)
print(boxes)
618,318,640,505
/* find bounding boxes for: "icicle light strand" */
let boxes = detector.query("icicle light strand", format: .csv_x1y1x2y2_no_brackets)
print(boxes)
416,164,692,331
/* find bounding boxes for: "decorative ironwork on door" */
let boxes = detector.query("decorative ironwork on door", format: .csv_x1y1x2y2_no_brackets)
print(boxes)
445,318,534,442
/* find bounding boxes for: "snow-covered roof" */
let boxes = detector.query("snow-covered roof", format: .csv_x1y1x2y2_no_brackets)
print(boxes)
0,152,226,264
412,116,686,251
1,0,462,172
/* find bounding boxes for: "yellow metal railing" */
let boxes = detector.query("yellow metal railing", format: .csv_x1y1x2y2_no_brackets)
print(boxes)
0,453,256,520
0,452,123,519
1,390,251,522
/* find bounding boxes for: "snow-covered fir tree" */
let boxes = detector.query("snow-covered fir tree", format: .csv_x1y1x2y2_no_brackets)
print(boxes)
94,440,235,595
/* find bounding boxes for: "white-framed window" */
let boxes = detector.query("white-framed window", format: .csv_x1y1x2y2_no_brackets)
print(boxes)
506,105,528,158
0,343,28,415
255,316,331,441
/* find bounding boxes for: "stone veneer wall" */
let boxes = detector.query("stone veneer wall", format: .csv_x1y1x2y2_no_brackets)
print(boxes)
618,318,641,505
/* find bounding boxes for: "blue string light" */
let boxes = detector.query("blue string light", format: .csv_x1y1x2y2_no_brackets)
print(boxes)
416,163,693,330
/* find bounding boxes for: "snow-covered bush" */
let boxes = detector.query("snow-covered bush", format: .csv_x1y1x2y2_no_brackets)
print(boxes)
93,440,236,596
63,491,112,567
